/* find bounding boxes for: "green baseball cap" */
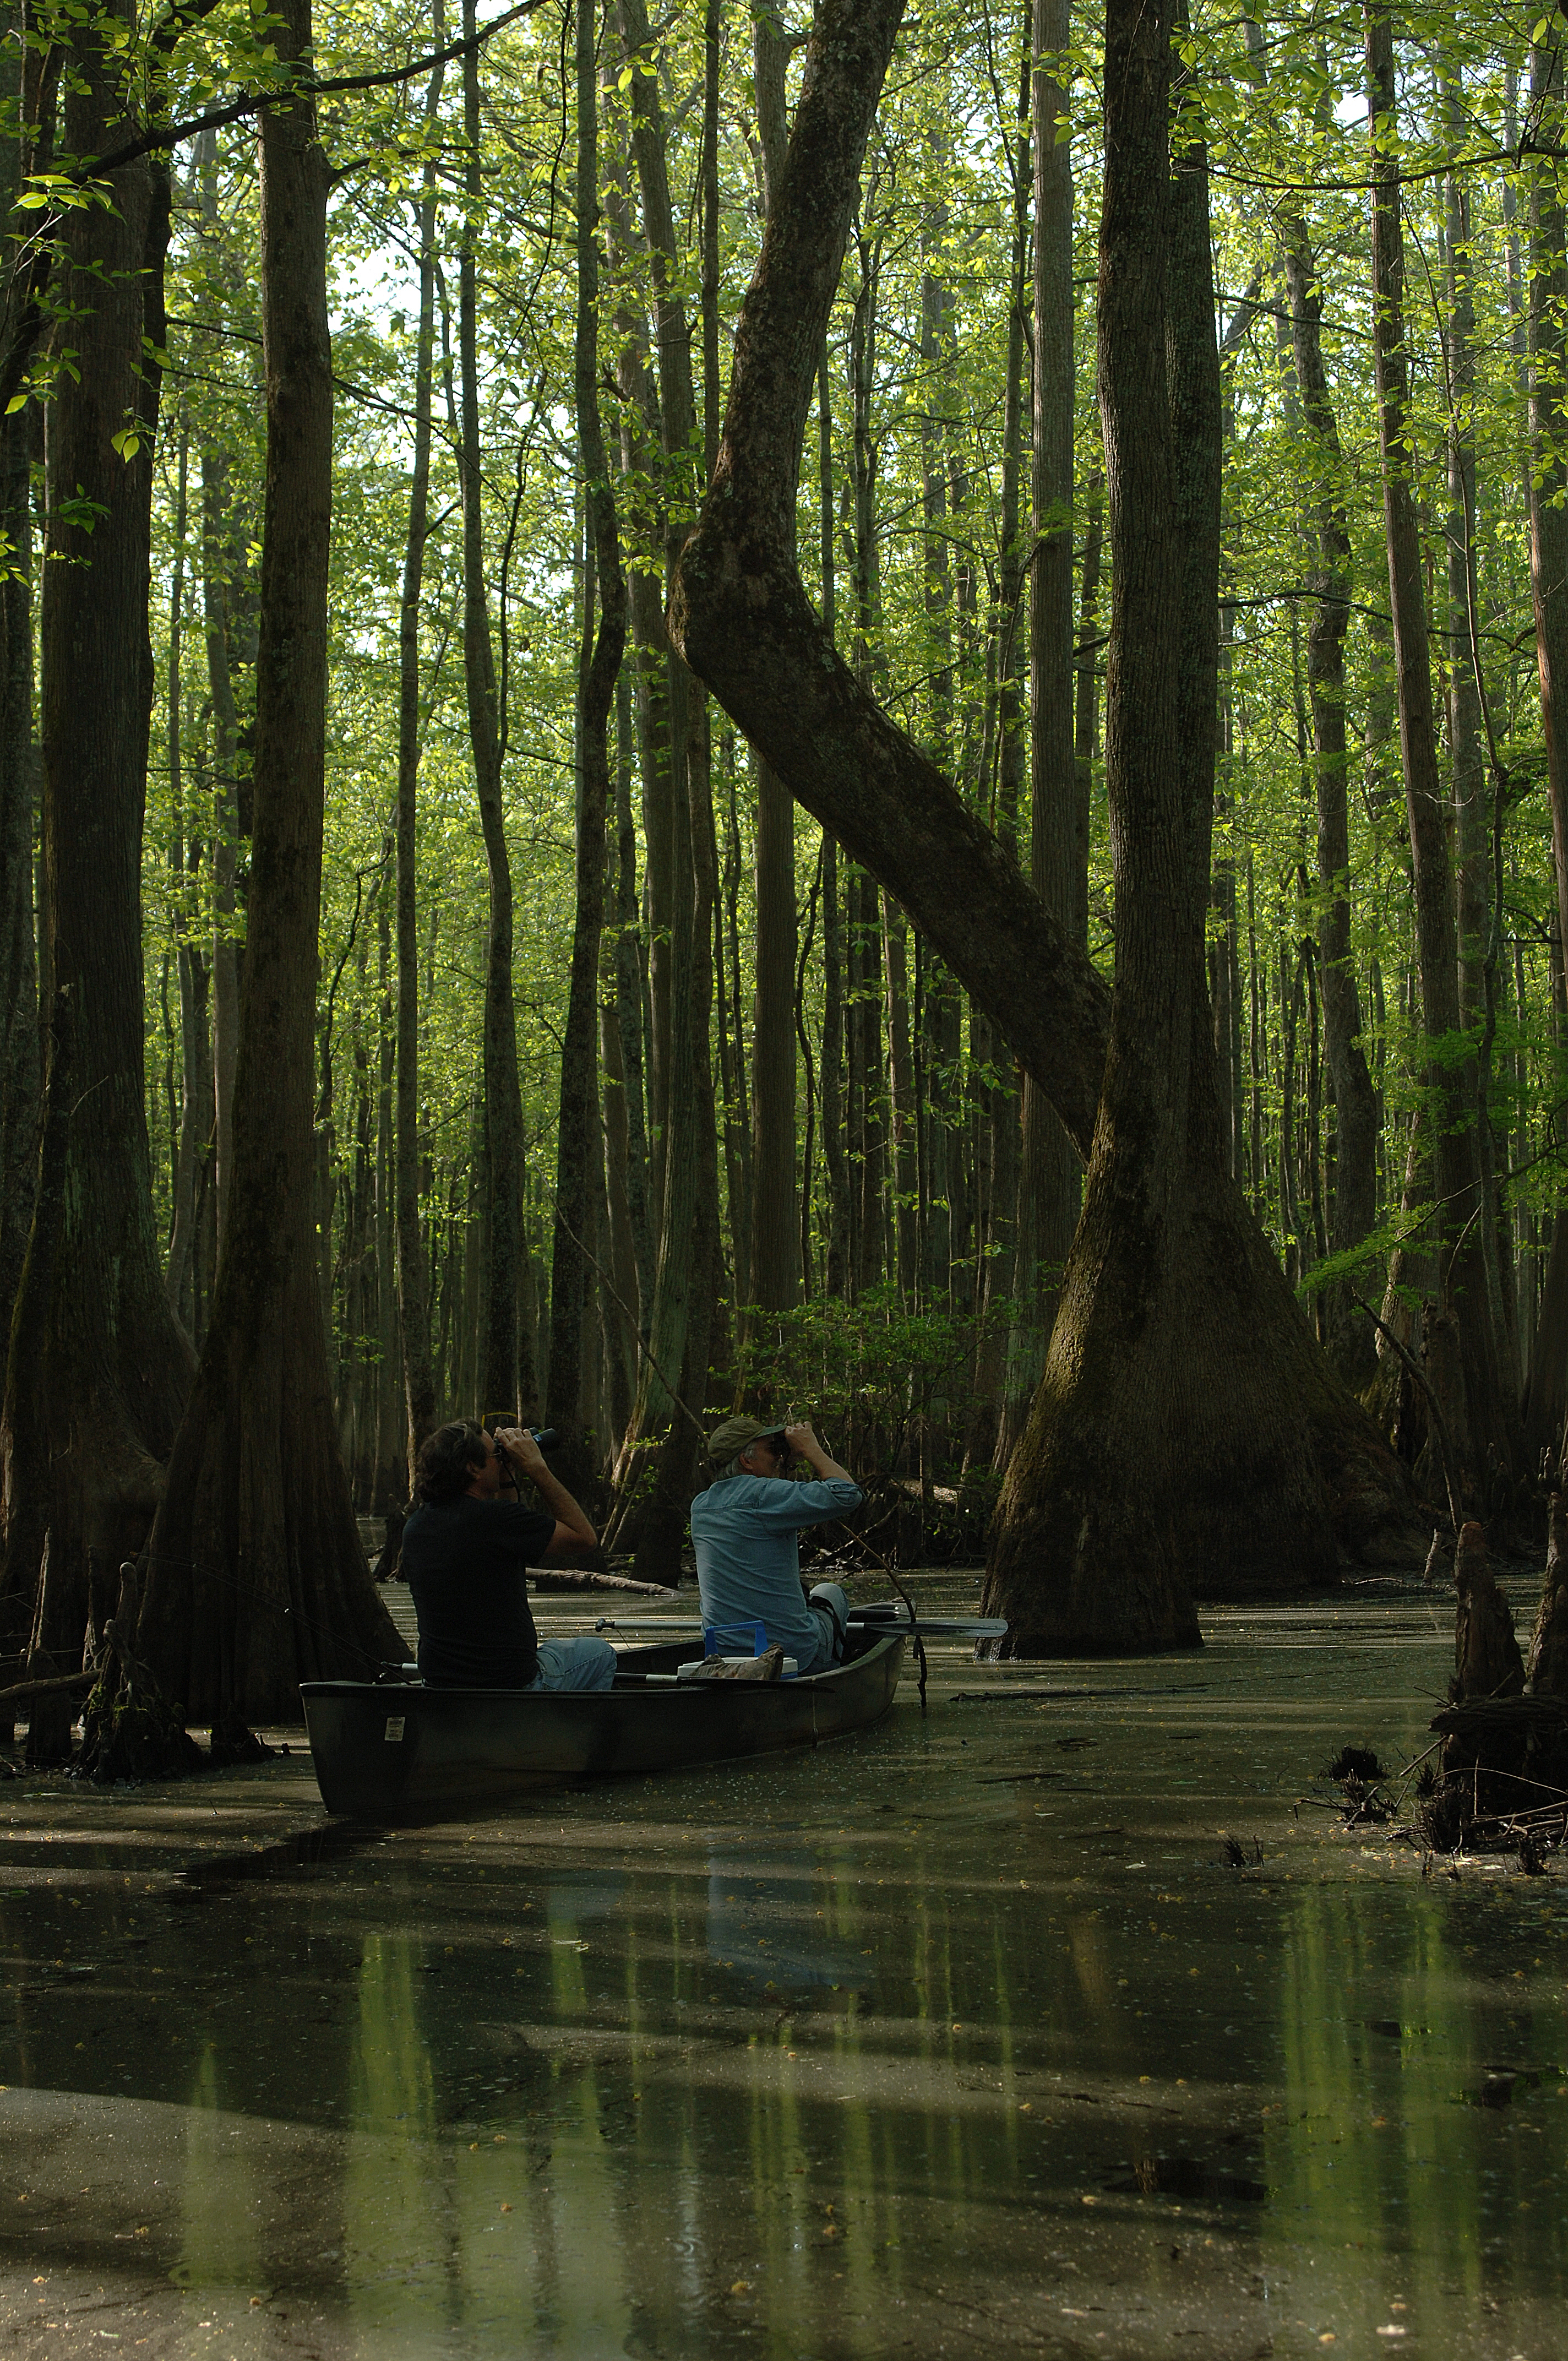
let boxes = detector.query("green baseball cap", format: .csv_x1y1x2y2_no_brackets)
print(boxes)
706,1415,786,1464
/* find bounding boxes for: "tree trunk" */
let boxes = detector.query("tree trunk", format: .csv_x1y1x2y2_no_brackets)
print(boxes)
1366,4,1512,1487
973,28,1030,1468
1282,217,1379,1388
1003,0,1079,1460
1531,40,1568,985
0,0,40,1351
600,681,649,1341
138,0,401,1719
671,0,1423,1632
985,0,1344,1647
164,428,211,1334
460,0,531,1427
547,1,627,1490
393,37,445,1497
613,0,720,1573
1,16,193,1664
748,1,799,1315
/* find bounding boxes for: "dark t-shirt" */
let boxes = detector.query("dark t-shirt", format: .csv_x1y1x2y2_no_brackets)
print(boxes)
402,1494,556,1688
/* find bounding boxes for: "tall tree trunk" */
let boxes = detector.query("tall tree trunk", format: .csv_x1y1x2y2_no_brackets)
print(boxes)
1001,0,1079,1461
1282,217,1379,1387
139,0,401,1718
0,14,193,1663
0,1,41,1351
165,426,211,1334
881,890,917,1295
547,0,627,1490
974,19,1031,1469
986,0,1335,1648
1523,44,1568,1467
1366,3,1512,1488
614,0,720,1576
747,2,799,1315
612,669,653,1329
819,349,849,1299
672,0,1423,1629
461,0,531,1426
393,36,445,1497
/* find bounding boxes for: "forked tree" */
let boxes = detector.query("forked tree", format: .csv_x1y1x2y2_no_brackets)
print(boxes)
671,0,1424,1652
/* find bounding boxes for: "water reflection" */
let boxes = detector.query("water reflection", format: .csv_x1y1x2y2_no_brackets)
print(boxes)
705,1850,868,1992
2,1604,1568,2355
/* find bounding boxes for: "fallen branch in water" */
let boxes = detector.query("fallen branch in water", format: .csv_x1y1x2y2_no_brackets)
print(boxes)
527,1568,676,1598
0,1671,92,1709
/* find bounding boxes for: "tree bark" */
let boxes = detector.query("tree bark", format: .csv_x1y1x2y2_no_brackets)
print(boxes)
1282,216,1379,1387
613,0,720,1575
1003,0,1079,1460
1,12,193,1664
137,0,401,1718
670,0,1423,1630
547,0,627,1489
1531,40,1568,984
1366,4,1512,1488
164,426,211,1334
392,36,445,1497
461,0,531,1427
0,0,40,1351
748,0,799,1315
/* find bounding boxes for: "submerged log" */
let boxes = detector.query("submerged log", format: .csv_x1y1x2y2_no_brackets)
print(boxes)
1527,1492,1568,1698
0,1669,92,1709
1451,1521,1524,1703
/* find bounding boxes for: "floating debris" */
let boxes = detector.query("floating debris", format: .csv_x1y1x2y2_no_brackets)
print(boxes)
1324,1747,1387,1783
1106,2155,1268,2204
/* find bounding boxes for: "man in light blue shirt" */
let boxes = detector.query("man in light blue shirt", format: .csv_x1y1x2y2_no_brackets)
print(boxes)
690,1418,862,1674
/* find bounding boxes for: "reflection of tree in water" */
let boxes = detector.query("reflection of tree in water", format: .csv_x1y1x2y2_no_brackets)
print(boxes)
1270,1882,1568,2319
706,1852,868,1992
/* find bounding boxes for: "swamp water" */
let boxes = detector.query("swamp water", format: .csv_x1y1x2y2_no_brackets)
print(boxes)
0,1584,1564,2358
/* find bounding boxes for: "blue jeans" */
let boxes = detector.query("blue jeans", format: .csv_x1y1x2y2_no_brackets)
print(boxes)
528,1636,618,1693
801,1582,848,1675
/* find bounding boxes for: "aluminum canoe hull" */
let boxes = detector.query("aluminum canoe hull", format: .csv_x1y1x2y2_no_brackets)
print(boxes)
300,1632,906,1818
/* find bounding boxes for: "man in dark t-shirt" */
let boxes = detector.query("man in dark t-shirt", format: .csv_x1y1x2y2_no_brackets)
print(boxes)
402,1423,617,1691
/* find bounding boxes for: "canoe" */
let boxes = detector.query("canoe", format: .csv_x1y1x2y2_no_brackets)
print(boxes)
300,1627,906,1819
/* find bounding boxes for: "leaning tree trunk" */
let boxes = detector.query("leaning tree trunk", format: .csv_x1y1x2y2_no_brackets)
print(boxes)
669,0,1423,1645
137,0,401,1721
0,15,194,1664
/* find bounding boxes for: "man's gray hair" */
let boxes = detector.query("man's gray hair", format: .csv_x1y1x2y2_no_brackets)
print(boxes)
718,1452,750,1481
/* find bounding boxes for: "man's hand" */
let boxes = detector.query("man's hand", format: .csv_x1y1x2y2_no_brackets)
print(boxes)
783,1423,854,1484
496,1427,597,1555
497,1426,546,1481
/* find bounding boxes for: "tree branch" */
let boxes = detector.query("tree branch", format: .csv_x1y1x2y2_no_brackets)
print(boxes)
0,0,548,416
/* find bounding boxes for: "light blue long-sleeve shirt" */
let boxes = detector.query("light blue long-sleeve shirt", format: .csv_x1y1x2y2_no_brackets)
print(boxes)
689,1472,863,1669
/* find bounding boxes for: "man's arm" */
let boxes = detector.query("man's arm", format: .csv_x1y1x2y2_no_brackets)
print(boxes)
498,1429,597,1555
784,1422,854,1484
